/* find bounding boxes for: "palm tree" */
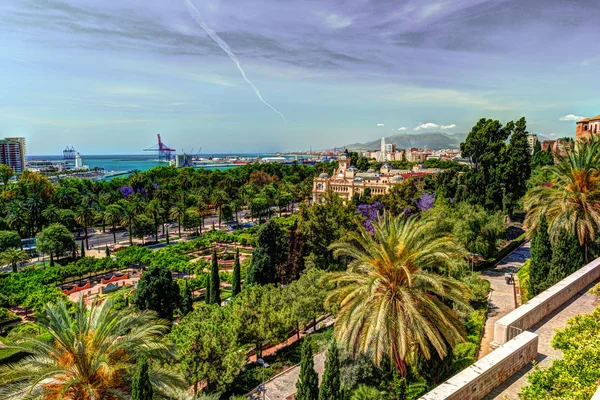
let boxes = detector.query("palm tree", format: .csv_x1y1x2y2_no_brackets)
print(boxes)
119,202,135,246
170,202,186,238
0,297,185,399
524,137,600,262
210,189,229,228
193,189,209,234
75,206,96,250
6,201,28,238
41,204,60,226
145,199,164,240
104,204,123,244
0,248,30,273
26,193,45,235
326,214,471,377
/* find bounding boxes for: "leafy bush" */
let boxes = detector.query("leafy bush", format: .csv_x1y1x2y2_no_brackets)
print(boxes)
520,306,600,399
517,259,531,303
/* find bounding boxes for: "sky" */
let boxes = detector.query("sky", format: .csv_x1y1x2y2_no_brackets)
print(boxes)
1,0,599,155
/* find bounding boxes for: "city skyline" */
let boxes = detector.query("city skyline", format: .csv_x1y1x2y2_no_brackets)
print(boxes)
1,0,599,155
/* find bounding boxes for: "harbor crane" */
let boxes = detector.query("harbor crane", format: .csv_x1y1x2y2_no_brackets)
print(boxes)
143,134,176,162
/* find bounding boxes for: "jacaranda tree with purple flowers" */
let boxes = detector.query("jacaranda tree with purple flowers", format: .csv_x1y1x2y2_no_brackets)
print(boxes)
416,192,435,212
357,202,384,233
120,186,134,199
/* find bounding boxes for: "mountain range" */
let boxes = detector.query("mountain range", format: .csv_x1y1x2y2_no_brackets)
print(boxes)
342,132,468,151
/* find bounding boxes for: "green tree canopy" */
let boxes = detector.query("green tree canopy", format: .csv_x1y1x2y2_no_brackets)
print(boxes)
169,303,245,394
36,223,76,260
133,264,180,320
0,231,21,252
246,219,288,285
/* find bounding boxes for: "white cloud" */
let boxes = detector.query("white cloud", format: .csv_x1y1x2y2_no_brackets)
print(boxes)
414,122,439,131
315,12,354,29
376,123,385,127
559,114,585,121
441,124,456,129
397,127,407,131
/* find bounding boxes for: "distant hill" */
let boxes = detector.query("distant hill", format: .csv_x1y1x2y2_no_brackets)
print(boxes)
342,132,467,151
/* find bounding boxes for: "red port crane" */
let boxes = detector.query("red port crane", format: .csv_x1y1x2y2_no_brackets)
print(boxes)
143,134,176,162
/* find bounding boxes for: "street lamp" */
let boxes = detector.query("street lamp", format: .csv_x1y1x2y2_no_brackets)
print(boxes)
257,358,270,400
470,253,480,272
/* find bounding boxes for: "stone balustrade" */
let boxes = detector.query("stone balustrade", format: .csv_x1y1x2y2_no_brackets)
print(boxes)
420,331,538,400
493,256,600,346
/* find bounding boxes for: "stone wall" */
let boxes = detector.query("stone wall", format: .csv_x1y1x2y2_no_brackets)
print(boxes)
420,331,538,400
493,257,600,346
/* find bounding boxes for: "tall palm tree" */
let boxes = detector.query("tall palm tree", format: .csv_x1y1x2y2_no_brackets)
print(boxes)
41,204,60,226
170,202,186,238
0,297,185,399
0,248,30,273
210,189,229,228
104,204,123,244
6,201,28,238
119,202,135,246
524,137,600,262
145,199,164,240
326,214,471,377
26,193,45,235
75,206,96,250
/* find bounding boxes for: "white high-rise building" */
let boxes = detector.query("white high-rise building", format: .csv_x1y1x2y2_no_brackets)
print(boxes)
75,152,83,169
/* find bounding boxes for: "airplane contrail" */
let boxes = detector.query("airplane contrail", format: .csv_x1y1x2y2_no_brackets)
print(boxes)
184,0,288,124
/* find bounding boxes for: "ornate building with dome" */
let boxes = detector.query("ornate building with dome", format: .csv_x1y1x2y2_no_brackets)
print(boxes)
312,154,440,204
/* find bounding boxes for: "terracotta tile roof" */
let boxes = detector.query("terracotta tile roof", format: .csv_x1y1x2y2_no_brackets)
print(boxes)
589,114,600,121
577,118,591,123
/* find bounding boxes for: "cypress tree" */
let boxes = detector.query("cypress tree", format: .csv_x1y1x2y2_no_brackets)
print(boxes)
204,271,211,304
105,245,110,258
131,356,153,400
296,339,319,400
528,215,552,297
180,280,193,316
319,340,341,400
209,248,221,305
548,228,585,284
80,240,85,258
232,247,241,297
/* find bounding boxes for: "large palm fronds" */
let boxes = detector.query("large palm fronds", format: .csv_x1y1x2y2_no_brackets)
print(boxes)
326,214,471,376
524,137,600,261
0,297,185,400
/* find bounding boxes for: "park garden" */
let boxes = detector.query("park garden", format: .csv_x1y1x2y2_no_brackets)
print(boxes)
0,117,598,399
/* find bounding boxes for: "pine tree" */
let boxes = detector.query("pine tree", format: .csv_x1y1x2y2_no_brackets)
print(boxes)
528,215,553,297
131,356,153,400
80,240,85,258
210,248,221,305
180,280,193,317
296,339,319,400
319,340,341,400
231,247,241,297
548,228,585,285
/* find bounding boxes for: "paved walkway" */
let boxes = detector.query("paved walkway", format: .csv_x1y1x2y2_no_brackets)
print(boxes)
260,352,326,400
479,242,531,358
485,282,599,399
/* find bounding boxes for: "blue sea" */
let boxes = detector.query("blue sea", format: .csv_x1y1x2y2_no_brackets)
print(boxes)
27,153,288,173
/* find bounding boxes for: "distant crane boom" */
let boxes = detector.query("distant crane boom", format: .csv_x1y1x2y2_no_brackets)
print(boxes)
144,134,176,162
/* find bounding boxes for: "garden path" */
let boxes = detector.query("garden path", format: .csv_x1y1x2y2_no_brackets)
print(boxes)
479,242,531,358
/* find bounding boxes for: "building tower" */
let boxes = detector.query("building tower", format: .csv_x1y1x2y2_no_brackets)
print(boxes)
75,152,83,169
0,137,25,174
